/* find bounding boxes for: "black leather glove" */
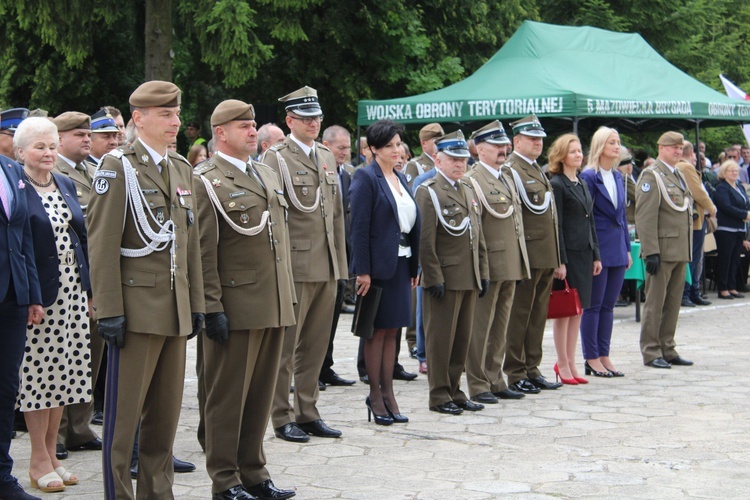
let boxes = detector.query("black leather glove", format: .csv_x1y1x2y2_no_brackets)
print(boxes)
189,313,205,340
205,312,230,344
479,279,490,298
425,283,445,299
645,254,660,276
99,316,126,347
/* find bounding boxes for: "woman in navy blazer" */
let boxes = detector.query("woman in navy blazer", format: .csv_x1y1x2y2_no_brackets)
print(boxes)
712,160,750,299
350,120,420,425
580,127,632,378
14,117,91,492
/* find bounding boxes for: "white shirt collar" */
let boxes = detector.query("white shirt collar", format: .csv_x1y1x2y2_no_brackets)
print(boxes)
289,134,314,158
437,169,457,187
138,138,167,166
660,159,676,173
217,151,250,173
57,154,76,168
479,160,500,179
514,151,537,166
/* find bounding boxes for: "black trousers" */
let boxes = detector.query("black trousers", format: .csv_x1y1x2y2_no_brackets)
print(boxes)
714,230,745,292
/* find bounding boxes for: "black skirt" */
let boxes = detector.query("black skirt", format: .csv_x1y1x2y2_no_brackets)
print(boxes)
371,257,412,329
554,248,594,309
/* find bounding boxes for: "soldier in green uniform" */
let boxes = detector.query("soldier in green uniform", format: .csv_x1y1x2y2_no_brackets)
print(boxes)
636,131,694,368
503,114,562,394
403,123,443,189
261,86,348,442
88,81,205,500
195,99,296,500
415,130,489,415
464,121,530,405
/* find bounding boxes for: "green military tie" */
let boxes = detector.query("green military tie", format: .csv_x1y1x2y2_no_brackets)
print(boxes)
76,163,92,185
309,148,317,167
159,158,170,187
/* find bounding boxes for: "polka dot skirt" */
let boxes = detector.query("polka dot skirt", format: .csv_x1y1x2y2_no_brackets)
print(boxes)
17,190,91,411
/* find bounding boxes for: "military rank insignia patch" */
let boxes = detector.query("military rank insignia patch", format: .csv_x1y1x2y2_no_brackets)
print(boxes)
641,182,651,193
94,178,109,194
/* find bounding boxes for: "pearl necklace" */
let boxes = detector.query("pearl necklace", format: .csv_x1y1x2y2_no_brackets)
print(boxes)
24,171,54,188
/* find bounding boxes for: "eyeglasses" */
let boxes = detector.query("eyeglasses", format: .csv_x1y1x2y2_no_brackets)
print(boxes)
289,115,323,125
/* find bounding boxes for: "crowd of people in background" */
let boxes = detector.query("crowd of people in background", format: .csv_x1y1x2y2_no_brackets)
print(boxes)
1,84,748,500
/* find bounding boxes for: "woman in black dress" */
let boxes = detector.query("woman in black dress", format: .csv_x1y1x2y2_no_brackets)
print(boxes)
350,120,420,425
548,134,601,385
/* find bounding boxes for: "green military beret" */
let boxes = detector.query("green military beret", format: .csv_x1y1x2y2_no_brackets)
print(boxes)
129,80,181,108
53,111,91,132
211,99,256,127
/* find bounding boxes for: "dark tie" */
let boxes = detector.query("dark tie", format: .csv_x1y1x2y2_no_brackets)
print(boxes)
76,163,92,184
159,158,170,186
247,163,265,190
309,149,317,167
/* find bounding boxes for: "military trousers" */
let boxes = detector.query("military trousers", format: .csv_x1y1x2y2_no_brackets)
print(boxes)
58,320,102,448
424,289,477,407
272,279,336,428
102,333,186,500
640,260,687,363
466,280,516,397
504,268,554,384
205,327,284,493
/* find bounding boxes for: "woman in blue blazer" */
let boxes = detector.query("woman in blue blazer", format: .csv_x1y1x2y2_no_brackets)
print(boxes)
14,117,90,491
713,160,750,299
580,127,632,378
350,120,420,425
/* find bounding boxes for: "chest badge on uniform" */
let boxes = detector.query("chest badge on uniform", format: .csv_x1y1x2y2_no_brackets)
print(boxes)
156,208,165,224
228,201,236,208
500,196,506,201
472,199,479,213
443,209,449,215
302,187,309,196
211,178,222,187
641,182,651,193
141,154,149,163
449,219,456,226
240,213,250,224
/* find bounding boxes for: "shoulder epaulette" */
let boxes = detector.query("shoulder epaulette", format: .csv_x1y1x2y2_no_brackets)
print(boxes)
254,161,274,173
422,178,437,187
317,143,331,153
107,149,125,159
459,179,474,190
193,162,214,175
168,150,190,165
269,142,288,152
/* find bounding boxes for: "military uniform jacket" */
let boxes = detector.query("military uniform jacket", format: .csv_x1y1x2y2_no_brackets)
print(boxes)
54,157,96,214
261,137,347,282
404,152,435,188
635,160,693,262
623,173,636,225
87,139,205,335
465,163,530,282
194,154,296,330
416,172,488,290
676,160,715,231
505,152,560,269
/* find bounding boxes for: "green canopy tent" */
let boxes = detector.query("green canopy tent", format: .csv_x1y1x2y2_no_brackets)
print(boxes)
356,20,750,136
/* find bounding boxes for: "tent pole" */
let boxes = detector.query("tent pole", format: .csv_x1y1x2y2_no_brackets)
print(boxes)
694,120,701,167
573,117,578,135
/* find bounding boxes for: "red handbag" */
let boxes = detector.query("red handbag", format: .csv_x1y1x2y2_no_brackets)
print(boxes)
547,279,582,319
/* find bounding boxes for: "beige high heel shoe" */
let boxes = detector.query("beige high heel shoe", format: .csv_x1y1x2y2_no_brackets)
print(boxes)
55,467,79,486
29,471,65,492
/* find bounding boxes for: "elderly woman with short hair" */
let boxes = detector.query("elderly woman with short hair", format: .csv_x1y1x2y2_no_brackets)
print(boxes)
14,117,91,493
713,160,750,300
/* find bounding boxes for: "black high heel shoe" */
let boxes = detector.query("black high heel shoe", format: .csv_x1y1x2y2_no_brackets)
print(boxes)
602,365,625,377
383,400,409,423
366,397,393,426
584,361,613,378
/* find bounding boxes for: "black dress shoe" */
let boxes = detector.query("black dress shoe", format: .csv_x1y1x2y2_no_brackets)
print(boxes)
645,357,671,369
665,355,694,366
471,392,498,404
319,372,356,386
297,419,342,438
393,369,418,381
429,401,463,415
68,437,102,451
730,291,746,298
317,380,326,391
718,293,734,300
246,479,295,499
691,297,712,306
528,375,562,390
91,409,103,425
509,380,541,394
274,423,310,443
0,480,43,500
173,456,196,473
493,388,525,400
212,485,257,500
457,400,484,411
681,298,696,307
359,374,369,384
55,443,68,460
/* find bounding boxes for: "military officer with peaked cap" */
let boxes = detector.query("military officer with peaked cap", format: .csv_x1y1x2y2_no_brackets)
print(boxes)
503,114,562,394
636,131,694,369
416,130,489,415
88,109,121,166
261,86,348,442
464,121,530,405
403,123,443,189
0,107,30,157
194,99,296,500
51,111,104,460
87,80,205,500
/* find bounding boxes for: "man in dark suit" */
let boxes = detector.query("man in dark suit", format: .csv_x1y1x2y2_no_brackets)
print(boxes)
318,125,357,387
0,152,45,500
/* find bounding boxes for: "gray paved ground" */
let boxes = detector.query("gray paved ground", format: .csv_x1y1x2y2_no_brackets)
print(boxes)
9,298,750,499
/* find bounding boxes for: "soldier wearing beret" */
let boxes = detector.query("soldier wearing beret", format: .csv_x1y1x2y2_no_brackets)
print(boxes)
503,114,562,394
194,100,296,500
87,80,205,499
464,121,529,405
261,86,348,442
50,112,104,461
416,130,489,415
636,131,694,369
403,123,443,189
0,107,29,157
